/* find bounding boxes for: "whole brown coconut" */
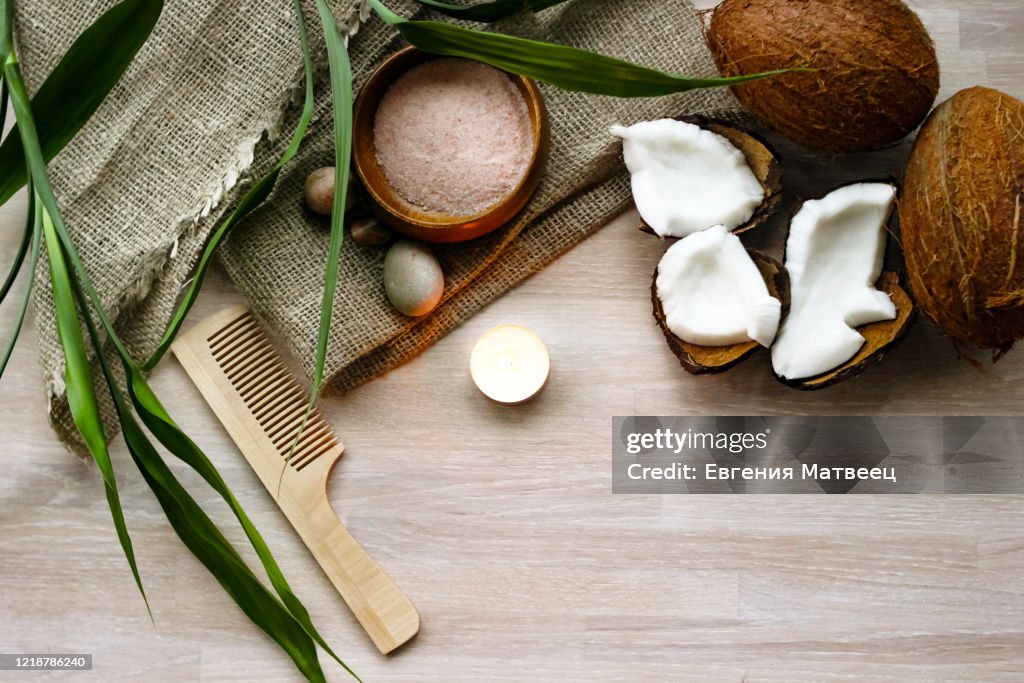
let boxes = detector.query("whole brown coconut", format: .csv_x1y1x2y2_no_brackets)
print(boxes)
707,0,940,152
902,86,1024,352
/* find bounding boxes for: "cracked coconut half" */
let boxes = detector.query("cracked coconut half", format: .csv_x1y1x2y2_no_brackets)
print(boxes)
771,182,916,388
652,226,786,374
611,117,781,238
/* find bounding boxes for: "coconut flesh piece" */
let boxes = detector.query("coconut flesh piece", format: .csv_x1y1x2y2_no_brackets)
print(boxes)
610,119,765,238
771,182,898,381
656,225,781,347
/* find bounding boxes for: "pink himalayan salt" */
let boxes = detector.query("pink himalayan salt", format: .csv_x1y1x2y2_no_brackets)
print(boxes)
373,58,533,217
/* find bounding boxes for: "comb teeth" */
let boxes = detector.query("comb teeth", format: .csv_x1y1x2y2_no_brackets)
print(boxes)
207,311,338,470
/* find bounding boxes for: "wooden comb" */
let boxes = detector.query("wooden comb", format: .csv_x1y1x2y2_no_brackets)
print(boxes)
172,305,419,654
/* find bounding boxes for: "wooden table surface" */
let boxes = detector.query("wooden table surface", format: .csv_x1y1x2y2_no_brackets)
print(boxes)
2,2,1023,681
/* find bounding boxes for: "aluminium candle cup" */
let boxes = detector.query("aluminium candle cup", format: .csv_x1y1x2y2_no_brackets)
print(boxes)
353,46,551,244
471,325,550,405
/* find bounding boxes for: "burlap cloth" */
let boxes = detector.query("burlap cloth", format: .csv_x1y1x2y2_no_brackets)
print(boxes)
17,0,739,449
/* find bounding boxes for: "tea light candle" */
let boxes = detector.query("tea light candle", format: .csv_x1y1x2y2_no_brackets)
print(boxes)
470,325,550,404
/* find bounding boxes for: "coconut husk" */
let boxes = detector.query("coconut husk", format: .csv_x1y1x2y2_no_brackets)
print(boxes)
638,115,782,237
901,86,1024,353
779,272,916,390
651,251,788,374
706,0,939,152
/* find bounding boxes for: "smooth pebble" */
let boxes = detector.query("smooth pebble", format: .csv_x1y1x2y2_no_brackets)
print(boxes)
304,166,358,215
384,241,444,317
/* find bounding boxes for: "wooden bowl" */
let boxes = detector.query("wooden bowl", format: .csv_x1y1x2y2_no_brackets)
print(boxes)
353,47,550,244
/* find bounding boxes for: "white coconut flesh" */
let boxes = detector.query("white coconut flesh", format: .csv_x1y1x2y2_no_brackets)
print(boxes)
771,182,899,381
656,225,781,347
610,119,765,238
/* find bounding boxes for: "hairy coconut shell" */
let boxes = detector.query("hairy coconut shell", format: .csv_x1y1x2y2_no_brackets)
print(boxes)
780,272,916,390
706,0,939,152
652,252,789,374
639,115,783,236
902,87,1024,352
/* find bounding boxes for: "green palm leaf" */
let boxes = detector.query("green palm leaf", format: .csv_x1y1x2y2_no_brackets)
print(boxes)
0,191,30,306
0,185,39,380
41,206,149,616
64,261,329,683
125,371,360,680
371,0,789,97
412,0,569,22
0,0,164,208
279,0,356,472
